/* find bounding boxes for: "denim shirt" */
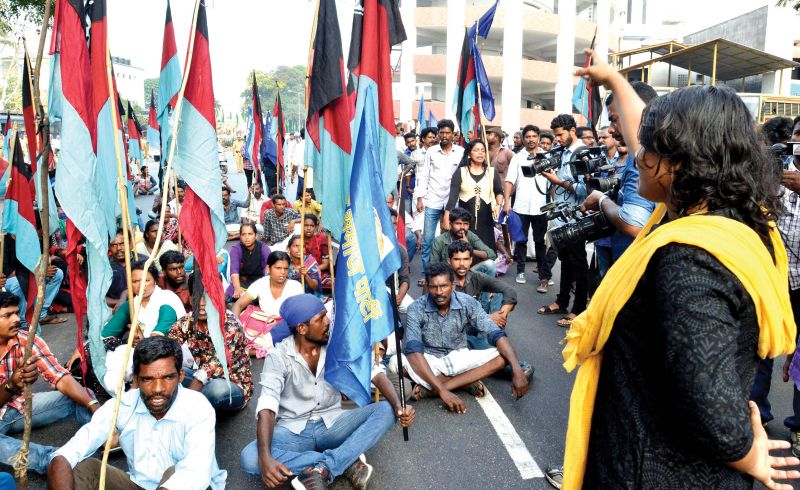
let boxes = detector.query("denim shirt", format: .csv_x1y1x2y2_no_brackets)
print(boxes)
404,291,506,358
610,154,655,261
552,143,588,227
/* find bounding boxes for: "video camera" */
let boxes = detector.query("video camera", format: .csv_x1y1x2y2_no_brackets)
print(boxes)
538,145,621,249
520,146,566,177
771,142,800,170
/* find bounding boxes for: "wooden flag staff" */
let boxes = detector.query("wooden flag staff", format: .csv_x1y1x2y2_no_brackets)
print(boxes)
10,18,53,487
98,0,202,487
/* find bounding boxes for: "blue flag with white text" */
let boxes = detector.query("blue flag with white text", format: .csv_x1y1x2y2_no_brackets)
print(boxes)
325,85,402,407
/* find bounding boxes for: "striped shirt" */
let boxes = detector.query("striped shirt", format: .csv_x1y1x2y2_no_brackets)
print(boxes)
0,331,68,417
778,163,800,289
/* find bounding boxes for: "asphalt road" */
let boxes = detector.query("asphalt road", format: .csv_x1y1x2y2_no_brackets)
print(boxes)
15,166,800,489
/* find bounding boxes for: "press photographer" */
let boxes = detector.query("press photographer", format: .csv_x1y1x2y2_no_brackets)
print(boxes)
535,114,588,328
576,74,658,265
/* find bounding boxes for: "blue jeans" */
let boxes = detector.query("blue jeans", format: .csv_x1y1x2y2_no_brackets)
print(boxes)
0,391,91,474
472,258,496,278
406,231,419,264
467,293,504,350
182,368,246,412
596,245,613,279
750,357,775,424
421,207,444,274
240,401,395,479
5,268,64,328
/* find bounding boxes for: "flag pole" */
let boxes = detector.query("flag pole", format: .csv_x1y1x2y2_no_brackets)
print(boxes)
173,171,182,245
299,166,307,289
327,230,335,289
11,17,53,487
473,26,492,225
99,0,202,487
387,276,409,441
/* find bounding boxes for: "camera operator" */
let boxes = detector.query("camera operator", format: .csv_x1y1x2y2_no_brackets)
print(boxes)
593,126,628,277
537,114,588,327
503,125,556,292
576,74,658,264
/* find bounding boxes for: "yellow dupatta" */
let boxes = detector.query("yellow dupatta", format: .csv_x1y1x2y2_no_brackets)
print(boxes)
561,203,797,489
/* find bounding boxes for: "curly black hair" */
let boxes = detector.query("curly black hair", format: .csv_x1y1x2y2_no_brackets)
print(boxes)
638,85,780,243
458,139,488,168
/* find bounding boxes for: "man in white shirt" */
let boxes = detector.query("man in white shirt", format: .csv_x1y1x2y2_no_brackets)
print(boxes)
504,124,555,292
413,120,464,278
290,129,308,200
48,336,226,490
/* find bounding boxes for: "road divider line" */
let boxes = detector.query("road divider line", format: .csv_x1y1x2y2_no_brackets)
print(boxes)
475,386,544,480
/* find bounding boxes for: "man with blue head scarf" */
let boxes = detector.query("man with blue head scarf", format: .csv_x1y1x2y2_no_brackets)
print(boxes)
240,294,415,489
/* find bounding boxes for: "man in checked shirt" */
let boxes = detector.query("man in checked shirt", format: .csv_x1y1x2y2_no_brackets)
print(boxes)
0,292,98,474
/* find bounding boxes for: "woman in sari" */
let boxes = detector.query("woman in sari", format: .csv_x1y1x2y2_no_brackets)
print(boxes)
286,234,322,295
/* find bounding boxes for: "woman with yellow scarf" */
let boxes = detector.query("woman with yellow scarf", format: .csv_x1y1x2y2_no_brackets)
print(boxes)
560,51,800,489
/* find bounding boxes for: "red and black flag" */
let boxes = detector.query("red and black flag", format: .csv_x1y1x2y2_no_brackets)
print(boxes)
1,135,39,325
305,0,354,233
272,87,285,188
22,46,38,176
250,72,263,187
453,28,477,143
572,31,603,129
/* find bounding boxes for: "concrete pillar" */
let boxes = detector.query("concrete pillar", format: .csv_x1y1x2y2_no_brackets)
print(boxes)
554,0,576,114
595,0,610,63
399,0,417,123
501,0,523,132
445,0,466,123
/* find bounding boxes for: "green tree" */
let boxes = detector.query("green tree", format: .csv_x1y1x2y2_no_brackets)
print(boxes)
0,0,44,34
776,0,800,9
143,78,159,108
240,65,306,128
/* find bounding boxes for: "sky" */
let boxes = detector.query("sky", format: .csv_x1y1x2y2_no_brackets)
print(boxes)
106,0,324,113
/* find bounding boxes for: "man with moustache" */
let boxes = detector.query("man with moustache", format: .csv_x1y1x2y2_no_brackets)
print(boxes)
0,292,98,475
240,294,415,490
403,263,529,413
158,251,191,312
429,207,496,277
47,336,227,489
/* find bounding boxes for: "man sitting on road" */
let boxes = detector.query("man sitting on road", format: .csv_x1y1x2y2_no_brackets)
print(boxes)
403,263,530,413
47,336,227,489
158,250,191,312
169,273,252,413
448,241,533,379
261,193,301,246
429,207,496,278
0,292,98,475
240,294,415,490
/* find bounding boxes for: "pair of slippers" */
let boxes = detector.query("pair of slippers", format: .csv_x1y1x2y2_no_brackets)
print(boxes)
537,304,575,328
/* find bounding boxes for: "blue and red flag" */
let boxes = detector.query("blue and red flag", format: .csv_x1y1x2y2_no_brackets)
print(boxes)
248,72,264,186
453,0,498,141
22,48,38,177
2,135,39,324
172,1,231,377
571,32,602,128
271,89,285,188
324,85,402,407
305,0,353,236
127,100,143,164
146,90,160,154
50,0,114,382
158,0,182,164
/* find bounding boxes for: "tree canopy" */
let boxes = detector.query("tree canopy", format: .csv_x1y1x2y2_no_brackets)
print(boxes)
240,65,306,133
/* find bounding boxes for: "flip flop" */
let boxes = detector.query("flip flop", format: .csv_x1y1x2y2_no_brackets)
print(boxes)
411,383,432,401
41,315,67,325
556,316,575,328
537,304,566,315
467,380,485,398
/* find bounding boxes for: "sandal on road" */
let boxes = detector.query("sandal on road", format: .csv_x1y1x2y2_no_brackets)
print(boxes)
537,304,566,315
467,380,485,398
41,315,67,325
556,315,576,328
411,383,432,401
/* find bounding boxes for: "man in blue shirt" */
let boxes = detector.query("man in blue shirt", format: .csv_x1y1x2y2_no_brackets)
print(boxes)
48,336,227,490
539,114,589,328
580,82,658,263
404,263,529,414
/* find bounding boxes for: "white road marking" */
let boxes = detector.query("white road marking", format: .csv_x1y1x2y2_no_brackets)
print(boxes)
475,386,544,479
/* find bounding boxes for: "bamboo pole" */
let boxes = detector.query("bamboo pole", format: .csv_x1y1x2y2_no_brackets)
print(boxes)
299,166,307,288
327,230,335,290
98,1,202,487
473,27,491,225
10,14,53,486
173,171,182,245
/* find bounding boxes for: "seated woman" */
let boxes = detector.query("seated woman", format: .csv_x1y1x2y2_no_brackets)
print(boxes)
226,223,270,300
232,251,303,357
135,166,158,196
135,219,178,272
286,234,322,296
101,260,186,390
